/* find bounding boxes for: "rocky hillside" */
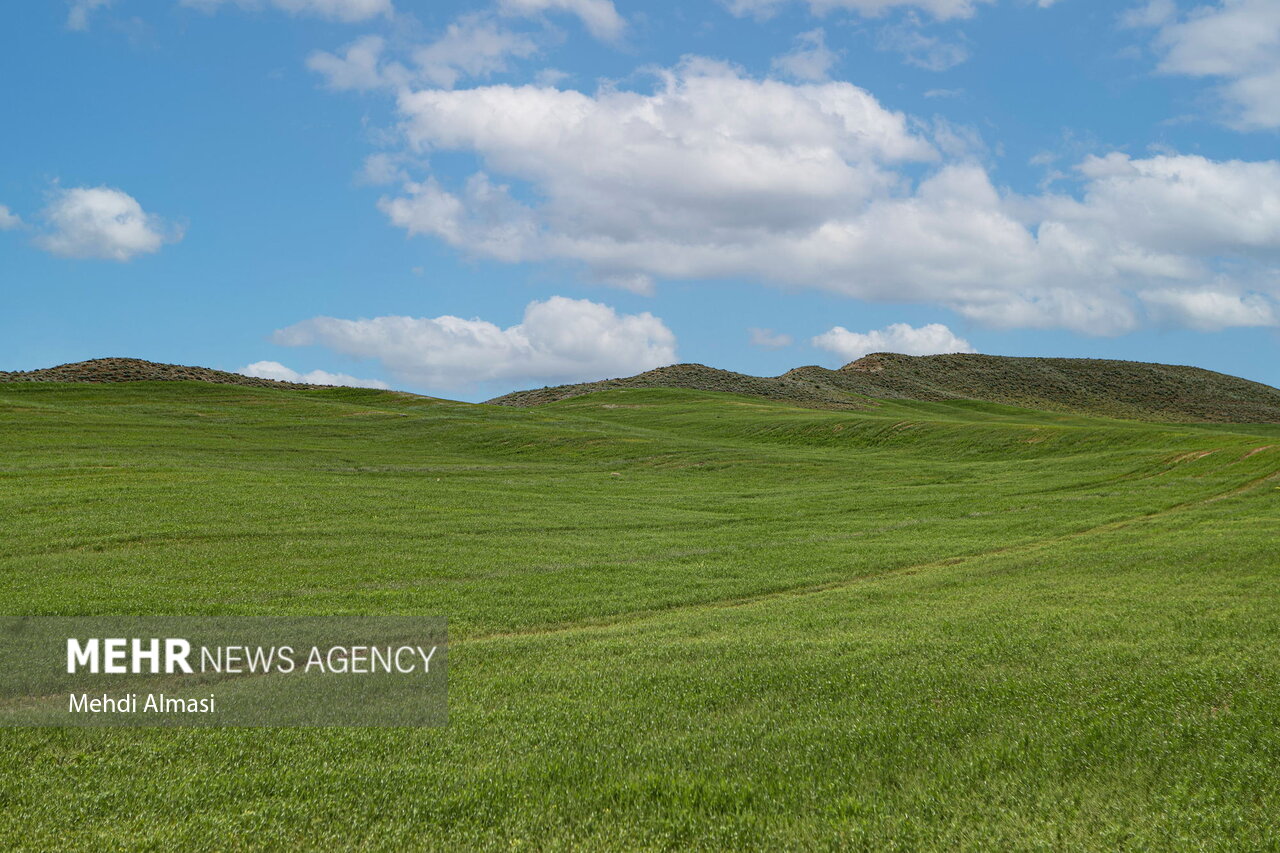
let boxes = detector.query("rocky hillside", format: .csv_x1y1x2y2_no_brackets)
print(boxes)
488,353,1280,423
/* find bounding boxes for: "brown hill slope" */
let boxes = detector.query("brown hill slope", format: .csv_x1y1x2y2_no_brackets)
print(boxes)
0,358,313,389
488,353,1280,423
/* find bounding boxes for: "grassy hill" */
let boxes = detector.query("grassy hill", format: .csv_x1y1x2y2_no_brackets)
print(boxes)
0,357,313,389
14,353,1280,423
491,352,1280,423
1,379,1279,848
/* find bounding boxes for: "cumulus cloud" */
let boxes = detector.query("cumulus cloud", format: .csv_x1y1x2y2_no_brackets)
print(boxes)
1037,153,1280,256
498,0,625,41
382,58,935,263
36,186,181,261
370,59,1280,335
181,0,392,22
271,296,677,389
812,322,975,362
0,205,21,230
238,361,391,388
1140,288,1277,331
772,29,839,81
1134,0,1280,129
748,327,795,349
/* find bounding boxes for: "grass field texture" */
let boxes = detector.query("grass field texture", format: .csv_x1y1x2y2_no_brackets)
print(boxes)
1,381,1278,849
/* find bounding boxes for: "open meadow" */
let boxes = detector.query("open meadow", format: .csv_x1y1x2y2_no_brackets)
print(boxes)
2,380,1279,849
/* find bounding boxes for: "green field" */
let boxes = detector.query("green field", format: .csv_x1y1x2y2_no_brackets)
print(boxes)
2,381,1279,849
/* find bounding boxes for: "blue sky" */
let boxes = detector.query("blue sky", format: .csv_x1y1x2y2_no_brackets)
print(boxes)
2,0,1278,401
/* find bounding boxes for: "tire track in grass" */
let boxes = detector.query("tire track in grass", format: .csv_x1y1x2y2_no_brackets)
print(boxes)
462,458,1280,646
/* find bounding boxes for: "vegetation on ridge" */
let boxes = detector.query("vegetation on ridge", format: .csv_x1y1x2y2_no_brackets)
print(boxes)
490,352,1280,423
9,353,1280,423
0,357,313,389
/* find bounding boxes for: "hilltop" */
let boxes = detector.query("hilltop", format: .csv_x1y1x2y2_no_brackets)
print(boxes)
0,357,313,389
484,363,871,412
7,353,1280,423
489,352,1280,423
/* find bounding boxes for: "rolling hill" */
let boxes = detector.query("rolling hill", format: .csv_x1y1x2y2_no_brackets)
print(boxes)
8,353,1280,423
490,352,1280,423
0,357,312,389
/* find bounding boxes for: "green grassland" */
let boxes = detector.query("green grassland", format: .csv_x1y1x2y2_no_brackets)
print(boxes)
1,381,1278,849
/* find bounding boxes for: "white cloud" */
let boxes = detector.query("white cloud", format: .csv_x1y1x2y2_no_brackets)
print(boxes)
0,205,21,230
772,29,839,82
36,186,180,261
371,60,1280,335
1137,0,1280,129
1140,288,1277,331
385,57,936,257
238,361,391,388
726,0,994,22
308,17,540,92
929,117,986,159
1039,153,1280,257
307,35,393,92
748,327,795,349
67,0,112,30
1120,0,1175,29
413,15,540,88
812,322,975,362
877,19,970,70
499,0,625,41
271,296,677,388
359,152,411,185
535,68,572,87
181,0,392,23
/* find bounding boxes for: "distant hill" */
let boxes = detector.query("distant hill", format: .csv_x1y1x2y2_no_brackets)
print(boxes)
486,363,870,412
488,353,1280,423
0,358,312,389
7,354,1280,423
